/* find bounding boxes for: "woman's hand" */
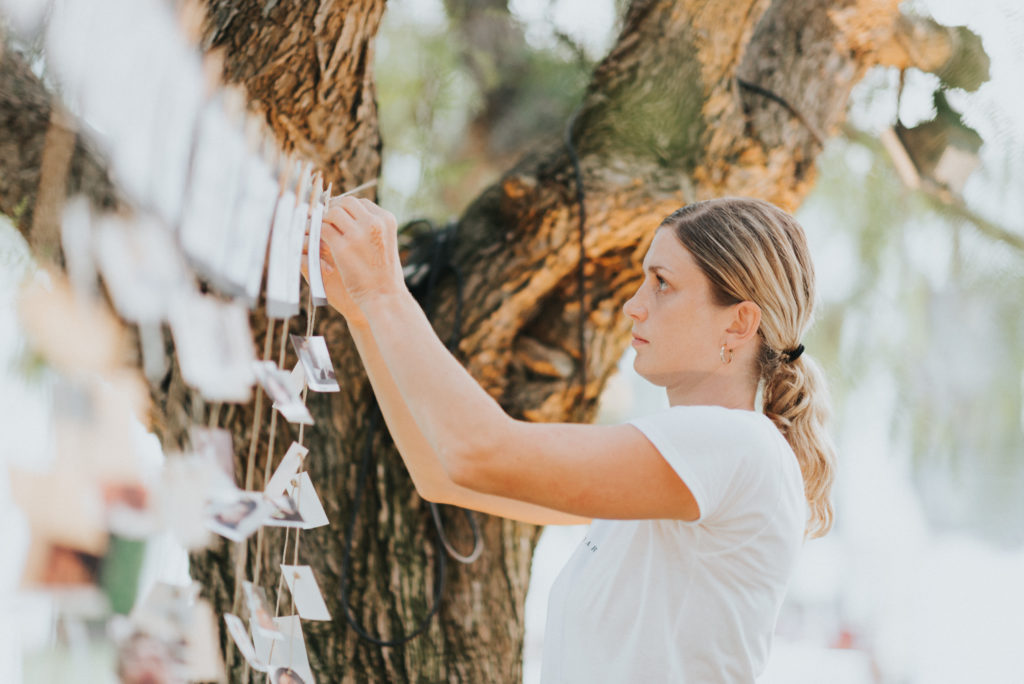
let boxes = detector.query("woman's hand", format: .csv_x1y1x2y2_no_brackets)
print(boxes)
301,236,366,326
320,197,406,313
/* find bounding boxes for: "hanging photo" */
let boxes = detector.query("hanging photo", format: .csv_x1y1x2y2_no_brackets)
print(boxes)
264,493,305,528
265,187,298,319
222,156,279,304
281,565,331,621
190,426,236,487
306,177,328,307
251,615,315,684
169,291,256,403
289,472,329,530
205,491,273,542
242,582,284,641
265,442,309,497
252,361,313,425
224,613,269,673
289,335,339,392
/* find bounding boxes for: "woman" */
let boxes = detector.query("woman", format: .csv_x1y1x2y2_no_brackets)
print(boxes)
314,196,836,682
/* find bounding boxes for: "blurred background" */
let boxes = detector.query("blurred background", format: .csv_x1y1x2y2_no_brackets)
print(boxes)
3,0,1024,682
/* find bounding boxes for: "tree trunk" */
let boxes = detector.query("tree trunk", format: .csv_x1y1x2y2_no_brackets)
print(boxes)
0,0,982,680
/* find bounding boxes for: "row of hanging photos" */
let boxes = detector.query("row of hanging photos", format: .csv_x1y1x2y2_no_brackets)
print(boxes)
0,0,357,678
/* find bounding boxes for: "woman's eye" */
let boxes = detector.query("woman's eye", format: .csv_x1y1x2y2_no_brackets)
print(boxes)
655,275,667,291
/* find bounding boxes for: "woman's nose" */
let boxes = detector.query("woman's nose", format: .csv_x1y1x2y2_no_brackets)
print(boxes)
623,290,645,321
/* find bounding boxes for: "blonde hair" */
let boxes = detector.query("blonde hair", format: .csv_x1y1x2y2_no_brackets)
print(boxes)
661,198,837,538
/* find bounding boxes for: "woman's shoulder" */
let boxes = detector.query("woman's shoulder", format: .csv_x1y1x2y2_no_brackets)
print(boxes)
629,404,780,449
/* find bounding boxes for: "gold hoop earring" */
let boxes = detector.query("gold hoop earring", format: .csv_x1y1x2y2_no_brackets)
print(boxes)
720,345,733,365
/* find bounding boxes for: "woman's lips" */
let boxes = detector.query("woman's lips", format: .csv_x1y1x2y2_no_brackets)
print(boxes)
631,333,649,346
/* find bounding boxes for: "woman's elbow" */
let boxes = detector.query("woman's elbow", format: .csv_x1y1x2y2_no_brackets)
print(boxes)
441,443,497,494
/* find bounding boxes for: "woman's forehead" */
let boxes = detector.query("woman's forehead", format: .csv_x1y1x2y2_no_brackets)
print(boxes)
644,228,697,272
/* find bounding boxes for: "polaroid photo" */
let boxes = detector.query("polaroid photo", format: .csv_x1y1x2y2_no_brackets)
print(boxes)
158,455,224,550
131,581,200,641
189,426,236,488
283,193,311,317
252,360,313,425
243,582,284,641
178,105,246,281
182,599,226,683
115,626,187,684
284,361,306,398
288,472,329,530
205,491,273,543
94,213,189,325
264,494,305,528
224,613,269,673
290,335,339,393
272,665,315,684
252,615,314,684
265,189,298,319
102,480,156,540
306,177,328,307
169,291,256,403
222,156,278,305
264,442,308,497
280,565,331,621
147,62,203,226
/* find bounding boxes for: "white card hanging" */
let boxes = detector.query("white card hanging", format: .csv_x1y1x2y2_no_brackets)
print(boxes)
225,155,278,304
206,491,273,542
284,362,307,398
307,177,328,306
94,214,190,325
253,616,315,684
224,613,268,673
183,599,226,682
178,103,238,278
264,442,308,497
280,565,332,621
265,187,298,319
190,426,236,488
290,472,329,529
290,334,340,392
282,169,313,315
264,493,305,528
252,361,313,425
169,291,256,403
242,582,284,641
149,56,204,226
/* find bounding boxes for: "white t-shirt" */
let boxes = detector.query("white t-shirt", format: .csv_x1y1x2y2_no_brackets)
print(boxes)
541,405,807,683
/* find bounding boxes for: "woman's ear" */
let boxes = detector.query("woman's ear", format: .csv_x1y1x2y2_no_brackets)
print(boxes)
724,301,761,347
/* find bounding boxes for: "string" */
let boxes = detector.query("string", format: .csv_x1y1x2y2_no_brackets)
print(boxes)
231,317,275,625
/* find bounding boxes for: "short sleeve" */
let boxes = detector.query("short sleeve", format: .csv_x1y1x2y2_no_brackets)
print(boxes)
627,405,772,522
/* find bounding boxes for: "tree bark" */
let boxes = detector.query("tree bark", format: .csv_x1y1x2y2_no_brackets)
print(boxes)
0,0,986,681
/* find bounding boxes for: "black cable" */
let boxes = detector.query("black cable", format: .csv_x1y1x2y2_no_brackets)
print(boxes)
338,218,483,647
339,409,447,647
565,106,587,420
736,77,825,147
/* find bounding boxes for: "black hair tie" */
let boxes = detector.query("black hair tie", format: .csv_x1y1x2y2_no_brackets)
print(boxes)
784,344,805,363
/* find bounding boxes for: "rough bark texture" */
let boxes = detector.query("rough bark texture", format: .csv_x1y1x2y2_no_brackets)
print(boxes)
0,0,980,680
0,44,119,251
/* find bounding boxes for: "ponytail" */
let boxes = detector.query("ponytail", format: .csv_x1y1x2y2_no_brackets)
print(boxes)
761,352,836,538
662,197,838,539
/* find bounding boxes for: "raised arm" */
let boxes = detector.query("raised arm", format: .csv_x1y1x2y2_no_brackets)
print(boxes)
320,198,700,523
309,226,590,525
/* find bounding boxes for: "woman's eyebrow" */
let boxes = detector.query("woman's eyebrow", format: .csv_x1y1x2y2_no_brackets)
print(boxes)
645,264,672,275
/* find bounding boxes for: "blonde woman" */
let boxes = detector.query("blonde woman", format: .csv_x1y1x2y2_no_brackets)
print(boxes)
314,197,836,682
